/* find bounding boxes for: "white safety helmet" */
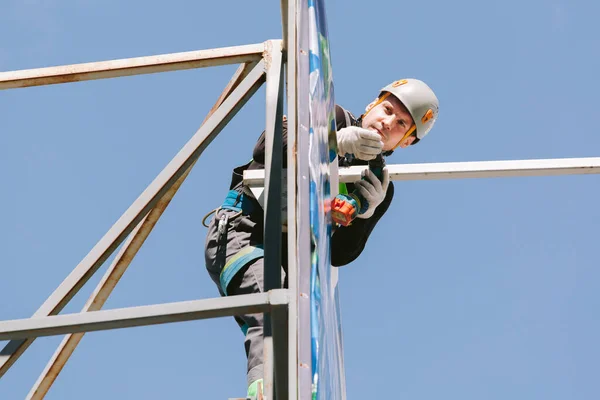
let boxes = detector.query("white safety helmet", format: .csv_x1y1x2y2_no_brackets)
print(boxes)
367,78,439,148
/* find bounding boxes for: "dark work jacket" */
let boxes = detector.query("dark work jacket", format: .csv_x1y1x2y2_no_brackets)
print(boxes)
228,105,394,267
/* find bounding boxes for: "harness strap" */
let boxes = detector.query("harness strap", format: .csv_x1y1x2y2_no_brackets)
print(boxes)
221,189,256,214
342,107,352,128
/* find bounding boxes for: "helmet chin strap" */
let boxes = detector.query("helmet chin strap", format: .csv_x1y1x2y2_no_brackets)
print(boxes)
362,92,416,151
391,125,416,150
362,92,391,118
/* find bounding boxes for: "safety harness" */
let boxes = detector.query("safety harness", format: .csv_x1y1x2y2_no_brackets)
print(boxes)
203,190,265,300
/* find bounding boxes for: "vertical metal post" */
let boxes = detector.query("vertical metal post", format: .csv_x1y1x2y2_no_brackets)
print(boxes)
282,0,300,399
263,40,287,400
295,1,314,398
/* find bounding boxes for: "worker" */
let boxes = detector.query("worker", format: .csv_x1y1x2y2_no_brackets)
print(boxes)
203,78,439,399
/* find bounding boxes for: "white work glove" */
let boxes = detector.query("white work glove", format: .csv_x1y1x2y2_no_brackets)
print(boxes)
354,168,390,219
336,126,383,161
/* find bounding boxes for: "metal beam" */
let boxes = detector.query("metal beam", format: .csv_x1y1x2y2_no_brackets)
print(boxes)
0,291,289,340
282,0,301,398
294,2,313,399
263,39,287,400
25,63,255,400
280,0,289,52
243,157,600,186
263,42,284,293
0,43,265,90
0,58,267,378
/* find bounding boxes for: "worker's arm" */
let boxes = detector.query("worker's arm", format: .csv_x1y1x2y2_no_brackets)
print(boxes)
330,182,394,266
251,120,289,168
251,105,350,168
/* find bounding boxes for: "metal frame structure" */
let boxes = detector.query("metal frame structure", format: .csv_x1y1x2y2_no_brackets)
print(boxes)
2,1,600,400
0,2,304,399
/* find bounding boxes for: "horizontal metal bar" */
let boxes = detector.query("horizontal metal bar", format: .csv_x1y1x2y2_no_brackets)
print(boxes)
0,290,289,340
0,42,265,90
243,157,600,185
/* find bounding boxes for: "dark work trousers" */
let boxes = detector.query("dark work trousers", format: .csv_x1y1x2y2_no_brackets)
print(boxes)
204,207,287,386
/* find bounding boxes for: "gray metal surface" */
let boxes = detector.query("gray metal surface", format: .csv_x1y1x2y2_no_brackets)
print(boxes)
0,43,264,90
263,40,287,400
282,0,300,398
295,2,313,399
0,291,288,340
281,0,289,52
243,157,600,187
0,57,268,378
263,41,285,295
345,157,600,181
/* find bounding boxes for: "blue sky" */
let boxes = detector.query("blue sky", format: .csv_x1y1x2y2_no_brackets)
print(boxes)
1,0,599,399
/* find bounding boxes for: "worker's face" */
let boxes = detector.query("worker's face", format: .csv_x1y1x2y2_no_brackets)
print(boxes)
361,95,415,150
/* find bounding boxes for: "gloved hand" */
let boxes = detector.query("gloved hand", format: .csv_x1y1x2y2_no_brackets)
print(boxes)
354,168,389,219
336,126,383,161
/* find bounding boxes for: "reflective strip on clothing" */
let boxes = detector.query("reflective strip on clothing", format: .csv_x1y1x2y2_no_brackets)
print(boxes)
220,245,264,296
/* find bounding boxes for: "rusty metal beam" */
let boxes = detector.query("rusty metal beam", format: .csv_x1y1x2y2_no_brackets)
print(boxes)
0,291,290,340
0,43,265,90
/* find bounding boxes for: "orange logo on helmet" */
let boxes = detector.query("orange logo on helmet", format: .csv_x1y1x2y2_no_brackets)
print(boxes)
421,109,434,124
392,79,408,87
